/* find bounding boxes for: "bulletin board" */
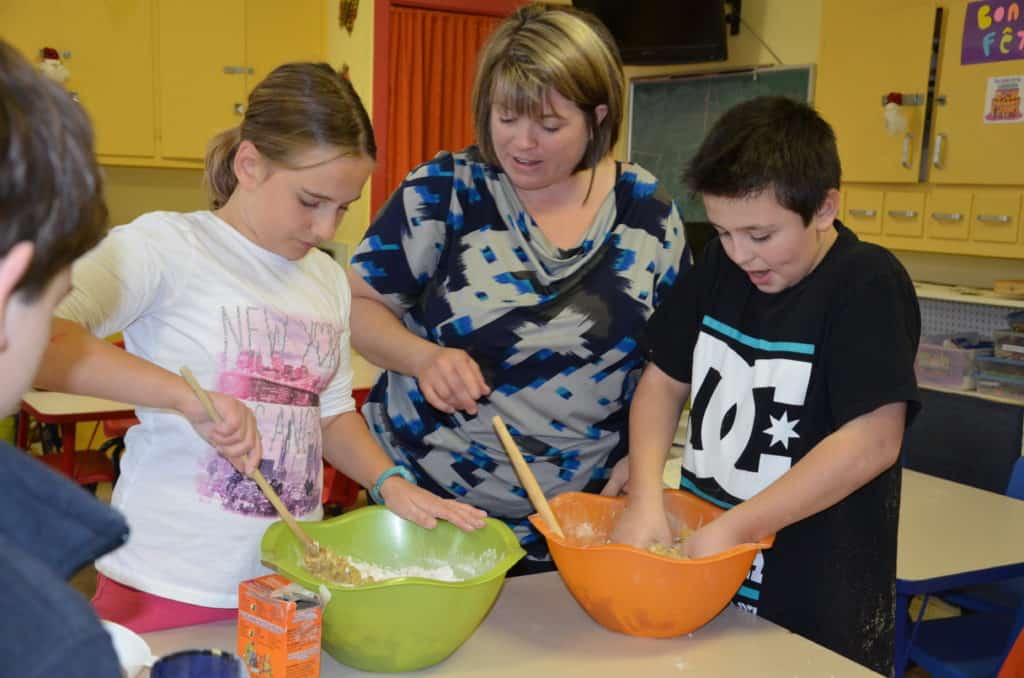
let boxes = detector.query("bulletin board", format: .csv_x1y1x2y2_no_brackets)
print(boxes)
628,66,814,223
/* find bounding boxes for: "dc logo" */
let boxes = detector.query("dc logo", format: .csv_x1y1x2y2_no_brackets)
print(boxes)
686,332,812,500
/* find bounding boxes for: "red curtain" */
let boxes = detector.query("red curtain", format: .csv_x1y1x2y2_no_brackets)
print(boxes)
378,7,500,214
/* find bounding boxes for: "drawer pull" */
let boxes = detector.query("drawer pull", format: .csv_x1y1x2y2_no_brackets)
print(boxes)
932,133,946,169
976,214,1011,224
888,210,918,218
931,212,963,222
849,208,877,217
222,65,255,75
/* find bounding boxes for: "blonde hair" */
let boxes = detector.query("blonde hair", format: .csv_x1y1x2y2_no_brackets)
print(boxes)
472,3,624,174
204,62,376,209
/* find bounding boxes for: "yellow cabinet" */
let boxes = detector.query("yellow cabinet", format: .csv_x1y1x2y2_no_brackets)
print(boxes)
0,1,155,160
970,192,1021,244
157,0,322,161
844,189,884,235
883,192,925,238
818,0,1022,186
929,3,1024,184
925,189,972,241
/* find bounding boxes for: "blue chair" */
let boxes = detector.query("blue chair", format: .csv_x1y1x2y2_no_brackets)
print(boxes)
942,458,1024,614
908,602,1024,677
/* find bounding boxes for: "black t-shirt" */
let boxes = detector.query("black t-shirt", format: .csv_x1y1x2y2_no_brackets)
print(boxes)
647,221,920,675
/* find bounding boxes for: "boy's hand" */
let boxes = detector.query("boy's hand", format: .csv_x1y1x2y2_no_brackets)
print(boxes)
608,499,672,550
415,346,490,415
683,520,744,559
179,389,263,474
380,477,488,532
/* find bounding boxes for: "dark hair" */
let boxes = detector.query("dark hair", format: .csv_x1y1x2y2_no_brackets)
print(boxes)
472,3,624,175
684,96,841,225
204,62,376,209
0,40,108,300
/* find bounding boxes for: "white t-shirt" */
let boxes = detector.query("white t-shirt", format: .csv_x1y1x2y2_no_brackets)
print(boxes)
57,211,355,607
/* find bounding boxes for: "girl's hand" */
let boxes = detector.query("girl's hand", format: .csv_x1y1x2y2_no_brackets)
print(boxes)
683,519,744,559
380,477,488,532
415,346,490,415
179,389,263,474
608,499,673,550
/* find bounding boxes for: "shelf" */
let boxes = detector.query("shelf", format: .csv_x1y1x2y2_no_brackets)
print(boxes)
914,282,1024,310
920,384,1024,407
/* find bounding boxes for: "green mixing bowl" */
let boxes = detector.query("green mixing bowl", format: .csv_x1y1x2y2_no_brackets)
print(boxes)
260,507,525,672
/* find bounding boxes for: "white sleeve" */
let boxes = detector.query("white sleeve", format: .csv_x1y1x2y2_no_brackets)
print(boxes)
56,213,190,339
317,264,356,418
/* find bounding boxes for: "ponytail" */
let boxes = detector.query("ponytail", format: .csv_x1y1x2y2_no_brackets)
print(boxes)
203,127,242,210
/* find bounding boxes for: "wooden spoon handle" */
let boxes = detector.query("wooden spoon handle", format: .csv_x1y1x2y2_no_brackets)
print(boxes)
179,367,314,550
492,416,565,539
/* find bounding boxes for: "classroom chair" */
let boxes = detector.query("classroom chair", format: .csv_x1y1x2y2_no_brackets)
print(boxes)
941,457,1024,614
907,602,1024,678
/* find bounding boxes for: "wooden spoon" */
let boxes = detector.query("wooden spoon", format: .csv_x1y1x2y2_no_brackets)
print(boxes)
492,415,565,539
179,367,367,583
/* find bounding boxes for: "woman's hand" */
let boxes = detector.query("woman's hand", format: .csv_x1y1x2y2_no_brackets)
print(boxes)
608,498,672,550
179,389,263,474
600,457,631,496
379,477,488,532
415,346,490,415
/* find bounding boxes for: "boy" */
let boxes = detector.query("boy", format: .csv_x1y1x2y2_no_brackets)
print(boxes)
609,96,920,674
0,40,128,676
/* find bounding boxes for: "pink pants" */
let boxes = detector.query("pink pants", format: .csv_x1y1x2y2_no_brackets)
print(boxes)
92,574,236,633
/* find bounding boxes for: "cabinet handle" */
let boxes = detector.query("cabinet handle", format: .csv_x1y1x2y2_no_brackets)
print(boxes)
932,133,946,169
901,132,912,169
887,210,918,218
222,65,255,75
931,212,963,222
976,214,1011,224
849,208,877,217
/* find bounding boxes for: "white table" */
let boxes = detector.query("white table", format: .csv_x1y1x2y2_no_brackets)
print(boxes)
142,571,879,677
895,468,1024,675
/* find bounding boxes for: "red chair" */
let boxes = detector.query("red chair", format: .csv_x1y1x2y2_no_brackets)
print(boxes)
321,387,370,509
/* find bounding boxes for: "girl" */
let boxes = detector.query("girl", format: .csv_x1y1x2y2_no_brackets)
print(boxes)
37,62,485,633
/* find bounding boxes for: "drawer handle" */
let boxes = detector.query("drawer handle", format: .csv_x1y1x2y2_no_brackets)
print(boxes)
222,65,255,75
977,214,1011,224
931,212,963,222
849,208,877,217
932,133,946,169
888,210,918,218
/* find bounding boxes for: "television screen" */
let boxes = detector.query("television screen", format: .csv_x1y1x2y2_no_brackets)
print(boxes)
573,0,729,65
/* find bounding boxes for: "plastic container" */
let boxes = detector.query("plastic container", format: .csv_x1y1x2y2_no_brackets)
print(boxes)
260,507,524,672
101,620,155,678
529,489,774,639
976,356,1024,380
993,330,1024,361
915,335,992,389
150,649,246,677
976,373,1024,402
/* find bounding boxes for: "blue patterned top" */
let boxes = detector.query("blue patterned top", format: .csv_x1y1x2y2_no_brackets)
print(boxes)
352,149,688,549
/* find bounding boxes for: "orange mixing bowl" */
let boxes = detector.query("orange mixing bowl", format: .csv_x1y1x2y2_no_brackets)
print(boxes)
528,489,774,638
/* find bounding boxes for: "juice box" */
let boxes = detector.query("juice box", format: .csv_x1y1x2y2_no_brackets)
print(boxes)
238,574,322,678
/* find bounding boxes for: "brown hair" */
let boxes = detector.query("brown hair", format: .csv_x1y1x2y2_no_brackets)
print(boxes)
0,40,108,301
204,62,376,209
472,3,624,175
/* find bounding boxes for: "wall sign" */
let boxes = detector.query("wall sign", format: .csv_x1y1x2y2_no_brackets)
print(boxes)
984,75,1024,123
962,1,1024,65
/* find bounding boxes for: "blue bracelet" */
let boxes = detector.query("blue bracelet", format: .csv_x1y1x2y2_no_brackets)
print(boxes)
370,465,416,505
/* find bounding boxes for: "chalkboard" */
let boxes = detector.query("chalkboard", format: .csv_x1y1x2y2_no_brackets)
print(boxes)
628,66,814,223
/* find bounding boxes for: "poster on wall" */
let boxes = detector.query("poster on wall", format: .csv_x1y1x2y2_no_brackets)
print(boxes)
962,1,1024,65
983,75,1024,123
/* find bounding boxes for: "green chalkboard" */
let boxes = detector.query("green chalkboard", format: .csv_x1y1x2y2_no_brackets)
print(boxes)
628,66,814,223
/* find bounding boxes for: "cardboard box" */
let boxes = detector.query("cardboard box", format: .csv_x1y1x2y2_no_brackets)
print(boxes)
238,574,322,678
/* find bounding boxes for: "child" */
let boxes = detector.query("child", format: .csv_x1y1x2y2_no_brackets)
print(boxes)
609,96,920,675
0,40,128,677
36,62,486,633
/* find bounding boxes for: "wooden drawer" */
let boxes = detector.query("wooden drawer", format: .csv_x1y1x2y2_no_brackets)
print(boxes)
883,192,925,237
844,189,884,235
970,193,1022,244
924,190,971,241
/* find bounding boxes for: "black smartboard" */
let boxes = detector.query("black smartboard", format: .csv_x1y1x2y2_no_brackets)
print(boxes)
628,66,814,223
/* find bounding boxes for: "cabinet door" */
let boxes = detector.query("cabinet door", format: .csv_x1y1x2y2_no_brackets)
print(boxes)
883,192,925,237
65,0,155,158
930,2,1024,184
970,192,1021,244
157,0,246,160
244,0,322,91
844,189,885,235
816,0,937,183
925,189,972,241
0,1,155,159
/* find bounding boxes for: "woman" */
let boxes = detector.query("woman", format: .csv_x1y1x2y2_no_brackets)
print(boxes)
349,3,689,573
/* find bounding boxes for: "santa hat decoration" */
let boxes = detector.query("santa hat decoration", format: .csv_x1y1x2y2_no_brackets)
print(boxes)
38,46,70,84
